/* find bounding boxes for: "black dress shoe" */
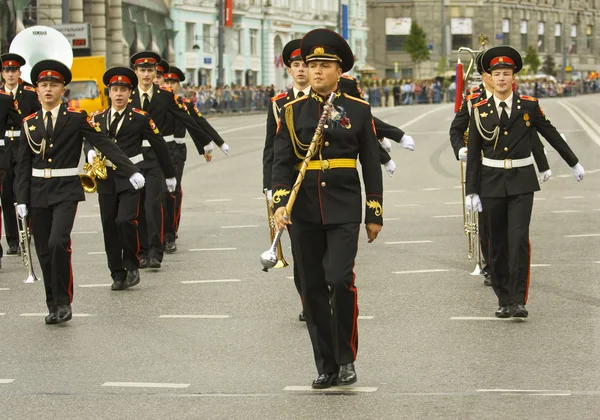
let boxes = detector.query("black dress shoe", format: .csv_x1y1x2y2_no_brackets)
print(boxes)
510,303,528,318
124,269,141,289
45,305,58,325
311,373,338,389
139,257,149,269
165,241,177,254
56,305,72,323
111,279,125,291
298,311,305,322
148,257,161,269
338,363,357,386
6,244,20,255
494,306,511,318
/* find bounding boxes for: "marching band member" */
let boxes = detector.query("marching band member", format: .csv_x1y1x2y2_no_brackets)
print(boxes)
0,53,40,256
272,29,383,388
85,67,176,290
465,46,584,318
15,60,144,324
129,51,211,269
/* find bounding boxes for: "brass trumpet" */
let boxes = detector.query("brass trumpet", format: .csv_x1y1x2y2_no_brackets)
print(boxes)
262,189,289,272
81,155,108,193
14,203,40,283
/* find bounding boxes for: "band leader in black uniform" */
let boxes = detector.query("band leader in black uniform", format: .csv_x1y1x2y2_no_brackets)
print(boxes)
1,53,40,256
16,60,144,324
272,29,383,388
465,46,584,319
85,67,176,291
129,52,211,269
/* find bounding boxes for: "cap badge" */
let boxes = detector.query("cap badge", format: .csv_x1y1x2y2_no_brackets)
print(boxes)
315,47,325,55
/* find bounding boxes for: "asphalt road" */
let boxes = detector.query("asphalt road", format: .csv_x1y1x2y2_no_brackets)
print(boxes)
0,94,599,419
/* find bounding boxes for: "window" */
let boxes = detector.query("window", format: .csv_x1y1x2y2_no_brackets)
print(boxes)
452,34,472,51
237,30,242,54
538,22,545,53
385,69,396,79
586,25,593,52
401,68,413,79
386,35,406,52
250,29,258,56
555,23,562,53
186,22,195,51
203,24,211,51
571,24,577,54
521,20,528,51
502,19,510,45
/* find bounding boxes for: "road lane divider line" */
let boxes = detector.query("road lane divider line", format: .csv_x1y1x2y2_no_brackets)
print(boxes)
565,233,600,238
181,279,241,284
102,382,190,389
558,102,600,148
159,315,230,319
394,269,450,274
0,379,15,384
283,386,378,393
385,241,433,245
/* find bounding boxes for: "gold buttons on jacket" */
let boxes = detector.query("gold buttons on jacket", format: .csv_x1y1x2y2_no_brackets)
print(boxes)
49,144,53,148
321,182,326,187
324,141,329,146
504,131,508,135
48,158,52,162
504,147,509,152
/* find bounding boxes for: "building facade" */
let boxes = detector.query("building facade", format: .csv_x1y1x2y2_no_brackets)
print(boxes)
367,0,600,81
171,0,369,89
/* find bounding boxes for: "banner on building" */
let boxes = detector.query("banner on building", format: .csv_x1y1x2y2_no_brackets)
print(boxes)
451,18,472,35
341,1,349,40
225,0,233,27
52,23,91,50
385,18,411,35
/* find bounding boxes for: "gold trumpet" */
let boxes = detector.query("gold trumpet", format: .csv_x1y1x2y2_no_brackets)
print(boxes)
262,189,289,272
81,155,108,193
14,203,40,283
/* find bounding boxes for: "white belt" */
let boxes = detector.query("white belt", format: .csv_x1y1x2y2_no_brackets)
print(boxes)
6,130,20,138
142,140,151,148
174,137,185,144
32,167,79,178
482,155,534,169
105,153,144,168
164,135,175,143
0,139,4,146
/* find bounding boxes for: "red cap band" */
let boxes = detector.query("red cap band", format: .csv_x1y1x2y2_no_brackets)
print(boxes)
156,66,165,74
290,49,301,60
2,60,19,68
164,73,179,81
109,75,132,86
490,56,515,68
134,57,158,65
38,70,65,83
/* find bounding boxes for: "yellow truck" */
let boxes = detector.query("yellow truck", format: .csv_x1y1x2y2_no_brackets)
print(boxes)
66,55,107,114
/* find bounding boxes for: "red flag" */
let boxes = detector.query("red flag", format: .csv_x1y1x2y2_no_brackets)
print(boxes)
225,0,233,27
454,59,464,113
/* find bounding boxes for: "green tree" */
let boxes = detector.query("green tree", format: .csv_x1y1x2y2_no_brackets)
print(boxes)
524,45,541,74
437,57,448,76
542,54,556,76
405,21,430,78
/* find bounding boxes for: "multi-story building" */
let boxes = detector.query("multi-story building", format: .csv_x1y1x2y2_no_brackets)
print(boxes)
367,0,600,81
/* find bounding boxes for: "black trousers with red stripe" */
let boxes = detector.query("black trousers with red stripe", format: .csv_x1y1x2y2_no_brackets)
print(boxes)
138,166,165,261
1,160,18,248
98,189,141,281
481,193,534,306
30,201,78,308
291,218,359,375
164,159,185,243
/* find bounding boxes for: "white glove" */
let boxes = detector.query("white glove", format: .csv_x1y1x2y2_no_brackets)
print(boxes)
466,194,483,213
399,134,415,151
220,143,230,155
380,138,392,153
129,172,145,190
166,177,177,193
204,142,214,154
539,169,552,183
87,150,97,164
383,159,396,177
266,189,273,201
458,147,468,162
16,204,27,218
571,163,584,182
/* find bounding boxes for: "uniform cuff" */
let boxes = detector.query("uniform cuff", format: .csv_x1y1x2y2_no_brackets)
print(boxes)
271,185,291,211
365,194,383,225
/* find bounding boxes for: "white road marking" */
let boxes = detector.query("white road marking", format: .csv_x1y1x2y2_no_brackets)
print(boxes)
0,379,14,384
79,284,112,288
0,313,5,316
205,198,233,203
181,279,241,284
189,248,237,252
71,231,98,235
565,233,600,238
358,316,374,320
531,264,551,267
220,225,258,229
102,382,190,389
284,386,378,393
556,174,571,178
444,201,462,205
384,218,401,221
551,210,581,214
0,288,10,291
559,102,600,148
422,187,442,191
87,251,106,255
394,269,450,274
159,315,230,319
533,197,546,201
451,317,517,321
385,240,433,245
477,389,571,396
19,313,94,317
563,196,584,199
398,105,447,130
432,215,462,219
393,204,421,207
453,185,463,189
286,276,294,280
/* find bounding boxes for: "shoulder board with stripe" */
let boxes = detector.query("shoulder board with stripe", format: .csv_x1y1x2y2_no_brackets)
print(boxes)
90,109,105,118
519,95,537,102
24,86,36,92
160,86,173,92
468,86,481,93
271,92,287,102
343,93,369,106
23,112,37,122
67,107,84,113
0,90,10,96
182,97,192,103
342,75,356,81
472,99,488,109
132,108,148,115
466,92,480,101
283,94,308,108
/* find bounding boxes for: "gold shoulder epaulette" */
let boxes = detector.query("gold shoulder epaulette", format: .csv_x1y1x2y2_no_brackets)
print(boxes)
182,97,192,103
468,86,481,93
0,90,10,96
132,108,148,115
67,107,84,113
342,75,356,81
160,86,173,92
466,92,480,101
283,94,308,108
23,112,37,122
519,95,537,102
343,93,369,106
271,92,287,102
24,86,36,92
472,99,488,108
90,109,105,118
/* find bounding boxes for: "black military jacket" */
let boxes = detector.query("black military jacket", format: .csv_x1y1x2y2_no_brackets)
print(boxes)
129,85,210,169
16,105,139,207
272,89,383,226
450,87,550,172
2,83,40,163
86,105,176,194
263,89,293,190
0,91,22,169
466,94,579,198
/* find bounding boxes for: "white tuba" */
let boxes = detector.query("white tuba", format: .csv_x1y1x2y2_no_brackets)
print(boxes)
9,25,73,84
